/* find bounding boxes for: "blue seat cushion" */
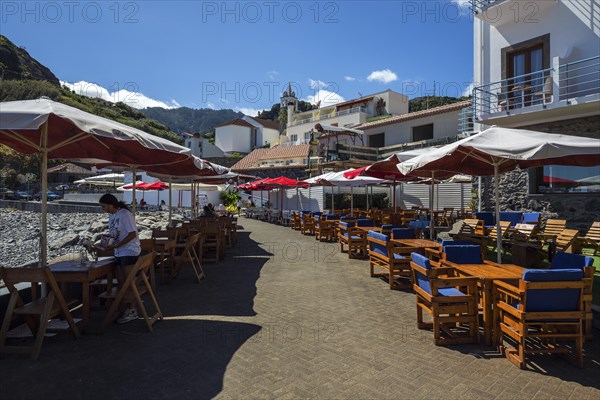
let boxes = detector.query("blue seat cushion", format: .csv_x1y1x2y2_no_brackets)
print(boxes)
440,239,476,247
326,215,341,220
356,219,374,227
392,253,406,260
339,221,356,229
550,251,594,270
437,287,466,297
392,228,415,240
368,231,389,257
523,269,584,312
475,212,494,226
522,212,540,224
500,211,523,228
443,245,482,264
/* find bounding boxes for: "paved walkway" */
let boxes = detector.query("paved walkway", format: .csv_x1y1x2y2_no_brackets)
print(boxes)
1,218,599,399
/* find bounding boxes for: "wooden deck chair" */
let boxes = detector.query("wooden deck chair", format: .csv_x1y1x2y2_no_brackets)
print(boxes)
554,229,579,254
100,253,163,332
579,221,600,256
0,267,80,361
484,221,512,252
494,269,585,369
439,207,454,227
510,223,540,242
452,219,485,243
410,253,479,345
173,233,204,283
538,219,566,243
198,224,221,263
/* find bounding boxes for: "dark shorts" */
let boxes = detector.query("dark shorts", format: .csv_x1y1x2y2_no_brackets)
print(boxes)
115,255,139,268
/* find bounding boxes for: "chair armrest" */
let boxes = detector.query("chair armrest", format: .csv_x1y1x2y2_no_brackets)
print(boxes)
493,279,523,297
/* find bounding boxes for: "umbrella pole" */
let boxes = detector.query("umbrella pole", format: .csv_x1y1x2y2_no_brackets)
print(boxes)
494,163,502,264
393,179,397,213
430,171,435,240
168,178,172,224
40,122,48,268
350,186,354,215
365,186,368,210
132,166,137,216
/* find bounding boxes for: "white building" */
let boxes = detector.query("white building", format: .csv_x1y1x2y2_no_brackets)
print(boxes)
215,116,280,155
281,86,409,146
182,132,224,158
469,0,600,220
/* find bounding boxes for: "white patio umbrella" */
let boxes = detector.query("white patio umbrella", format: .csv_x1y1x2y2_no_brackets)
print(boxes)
74,173,125,187
399,126,600,263
0,98,202,266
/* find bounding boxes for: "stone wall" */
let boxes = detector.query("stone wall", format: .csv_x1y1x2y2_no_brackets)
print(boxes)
474,115,600,231
0,200,103,214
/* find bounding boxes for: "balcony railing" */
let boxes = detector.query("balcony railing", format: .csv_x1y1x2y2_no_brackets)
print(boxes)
289,106,367,127
458,107,474,135
472,55,600,121
280,139,310,147
468,0,507,14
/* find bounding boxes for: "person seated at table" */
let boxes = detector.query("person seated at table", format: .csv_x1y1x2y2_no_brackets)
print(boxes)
96,193,142,324
202,205,216,217
139,198,147,210
159,199,166,211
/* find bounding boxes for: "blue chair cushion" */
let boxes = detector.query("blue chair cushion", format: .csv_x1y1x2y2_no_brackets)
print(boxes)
368,231,389,257
339,221,356,229
409,220,429,229
392,253,406,260
550,251,594,270
356,219,374,227
411,253,432,294
500,211,523,227
437,287,465,297
380,224,394,231
392,228,415,240
522,212,540,224
440,239,476,247
523,269,584,312
443,245,482,264
326,215,341,220
475,212,494,226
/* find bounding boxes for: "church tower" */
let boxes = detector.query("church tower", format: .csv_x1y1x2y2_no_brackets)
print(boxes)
280,82,298,127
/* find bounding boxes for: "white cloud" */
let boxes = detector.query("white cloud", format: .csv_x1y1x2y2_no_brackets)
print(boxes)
463,82,475,97
304,89,345,108
60,80,180,109
367,69,398,84
266,70,279,80
207,102,216,110
452,0,470,8
308,79,328,89
236,107,261,117
344,76,356,81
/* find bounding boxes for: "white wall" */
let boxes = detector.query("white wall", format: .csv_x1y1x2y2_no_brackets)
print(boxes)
362,111,461,147
261,127,280,147
215,125,251,153
475,0,600,86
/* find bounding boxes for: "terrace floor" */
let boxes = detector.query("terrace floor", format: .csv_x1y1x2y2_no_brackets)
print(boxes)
1,218,599,399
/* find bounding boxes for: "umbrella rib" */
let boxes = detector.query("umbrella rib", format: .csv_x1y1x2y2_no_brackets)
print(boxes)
4,130,41,151
47,131,99,152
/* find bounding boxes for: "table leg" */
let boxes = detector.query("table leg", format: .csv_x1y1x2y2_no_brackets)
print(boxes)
82,281,90,334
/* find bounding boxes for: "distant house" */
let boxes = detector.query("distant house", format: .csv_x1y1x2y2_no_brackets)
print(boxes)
182,132,224,158
230,144,310,171
47,163,94,185
215,116,280,155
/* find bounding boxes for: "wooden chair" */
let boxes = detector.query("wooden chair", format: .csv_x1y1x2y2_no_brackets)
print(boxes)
100,253,163,332
198,224,221,263
338,221,367,259
484,221,512,253
494,269,585,369
510,223,540,242
538,219,566,243
173,233,205,283
578,221,600,256
453,219,485,240
300,215,316,236
367,231,417,289
438,207,454,227
409,253,479,345
553,229,579,254
315,218,335,242
424,240,477,263
290,212,302,230
551,252,595,341
0,266,80,361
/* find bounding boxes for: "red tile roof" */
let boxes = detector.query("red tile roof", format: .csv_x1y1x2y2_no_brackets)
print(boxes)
47,163,93,174
249,117,280,131
355,100,471,130
215,118,255,129
230,144,310,170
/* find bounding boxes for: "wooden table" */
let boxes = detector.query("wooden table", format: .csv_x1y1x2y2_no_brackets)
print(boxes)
391,238,441,253
443,262,524,345
510,241,545,268
49,257,115,334
355,226,383,233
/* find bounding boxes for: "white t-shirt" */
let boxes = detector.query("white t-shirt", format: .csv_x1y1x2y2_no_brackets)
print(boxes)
108,208,141,257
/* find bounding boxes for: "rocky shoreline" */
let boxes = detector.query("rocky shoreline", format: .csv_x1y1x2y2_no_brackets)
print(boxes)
0,209,185,267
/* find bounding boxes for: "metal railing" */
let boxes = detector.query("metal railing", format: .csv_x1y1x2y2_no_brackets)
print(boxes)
472,55,600,120
289,106,368,127
468,0,506,14
458,107,474,134
280,139,310,147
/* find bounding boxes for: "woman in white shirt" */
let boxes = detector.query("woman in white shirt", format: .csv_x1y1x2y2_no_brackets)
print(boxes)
98,193,141,324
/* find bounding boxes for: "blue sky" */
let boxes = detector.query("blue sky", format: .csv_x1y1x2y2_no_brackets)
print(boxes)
2,0,475,114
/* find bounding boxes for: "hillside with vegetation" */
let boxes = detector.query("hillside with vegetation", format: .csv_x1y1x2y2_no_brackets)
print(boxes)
408,96,471,112
140,107,243,135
